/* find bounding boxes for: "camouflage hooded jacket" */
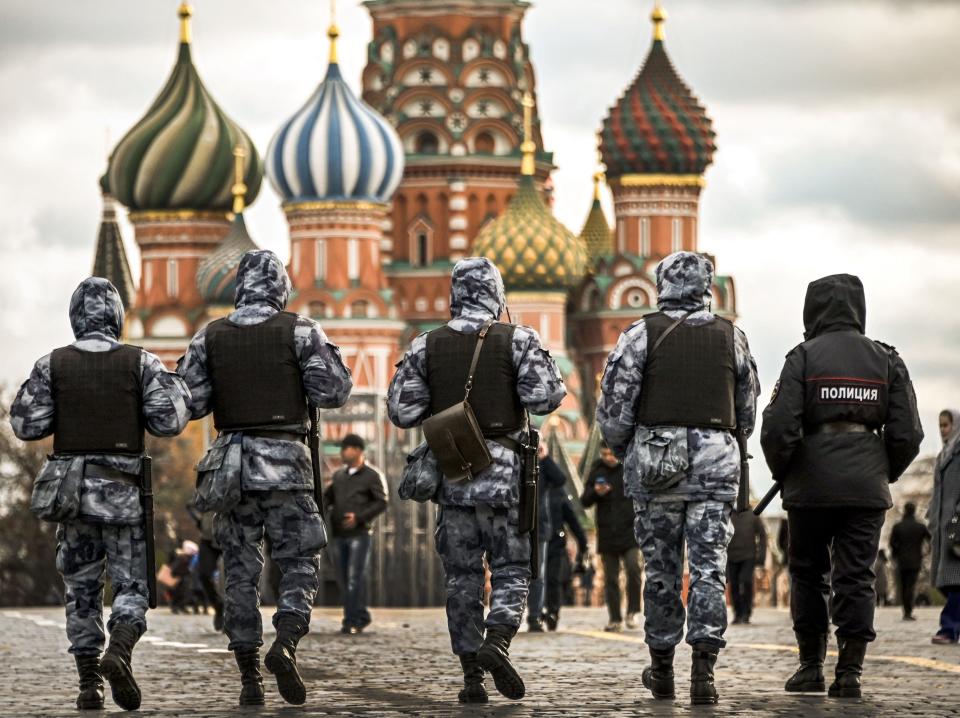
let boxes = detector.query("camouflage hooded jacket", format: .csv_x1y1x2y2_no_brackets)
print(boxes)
10,277,191,524
597,252,760,503
387,257,566,507
177,250,353,491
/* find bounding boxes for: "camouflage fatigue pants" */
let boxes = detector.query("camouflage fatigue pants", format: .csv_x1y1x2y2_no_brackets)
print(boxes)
215,490,326,651
633,500,734,650
435,504,531,656
56,519,148,656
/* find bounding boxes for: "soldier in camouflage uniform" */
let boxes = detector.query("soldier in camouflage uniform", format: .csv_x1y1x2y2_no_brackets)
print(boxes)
178,250,352,707
11,277,191,712
598,252,760,705
388,257,565,703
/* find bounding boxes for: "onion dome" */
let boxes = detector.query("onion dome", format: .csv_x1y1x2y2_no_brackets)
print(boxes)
196,148,258,305
472,94,587,290
599,3,715,178
105,3,262,212
266,22,404,205
92,188,136,311
579,172,613,262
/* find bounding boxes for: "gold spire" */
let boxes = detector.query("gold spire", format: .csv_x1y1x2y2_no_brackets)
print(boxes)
592,171,604,201
652,1,667,42
520,92,536,177
232,146,247,215
328,0,340,64
178,2,193,44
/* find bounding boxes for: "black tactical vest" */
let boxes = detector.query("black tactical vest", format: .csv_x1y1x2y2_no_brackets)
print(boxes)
636,312,737,430
206,311,307,432
801,331,889,429
425,323,524,436
51,344,144,454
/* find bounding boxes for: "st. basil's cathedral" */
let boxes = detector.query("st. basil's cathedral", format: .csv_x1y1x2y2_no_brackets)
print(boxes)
93,0,736,469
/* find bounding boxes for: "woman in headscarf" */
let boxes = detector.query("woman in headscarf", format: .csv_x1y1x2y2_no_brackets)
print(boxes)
929,409,960,643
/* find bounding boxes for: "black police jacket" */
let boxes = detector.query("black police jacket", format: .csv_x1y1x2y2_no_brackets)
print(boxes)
760,274,924,510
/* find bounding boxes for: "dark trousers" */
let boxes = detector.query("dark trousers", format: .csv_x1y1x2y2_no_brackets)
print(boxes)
897,567,920,617
789,508,884,642
197,539,222,611
545,536,570,617
727,559,756,621
600,548,642,622
938,588,960,640
333,534,372,629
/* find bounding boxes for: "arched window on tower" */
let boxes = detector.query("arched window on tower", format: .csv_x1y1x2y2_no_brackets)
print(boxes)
308,301,326,319
475,131,495,154
409,218,433,267
415,131,439,154
350,300,369,319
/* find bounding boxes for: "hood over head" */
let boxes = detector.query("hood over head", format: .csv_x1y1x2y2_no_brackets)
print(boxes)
449,257,506,320
802,273,865,340
235,250,291,311
655,251,714,312
69,277,124,340
938,408,960,470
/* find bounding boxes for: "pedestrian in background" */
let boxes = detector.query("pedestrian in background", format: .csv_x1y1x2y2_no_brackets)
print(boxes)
194,509,224,631
761,273,923,698
544,458,588,632
727,508,767,625
581,441,642,632
890,503,929,620
324,434,388,635
929,409,960,644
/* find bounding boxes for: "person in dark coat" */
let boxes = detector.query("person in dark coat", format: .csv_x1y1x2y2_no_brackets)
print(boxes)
726,509,767,625
889,502,930,620
873,550,890,607
928,409,960,644
761,273,923,698
543,457,588,631
581,442,642,632
324,434,388,635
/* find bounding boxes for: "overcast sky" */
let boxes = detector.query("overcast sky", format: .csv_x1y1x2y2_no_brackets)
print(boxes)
1,1,958,492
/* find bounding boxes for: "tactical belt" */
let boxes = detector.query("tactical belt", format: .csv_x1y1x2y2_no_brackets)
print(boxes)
84,464,141,487
491,435,522,453
240,429,307,443
808,422,874,435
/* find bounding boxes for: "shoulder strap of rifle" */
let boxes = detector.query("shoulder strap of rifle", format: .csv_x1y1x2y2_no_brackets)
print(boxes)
648,309,695,359
463,319,496,402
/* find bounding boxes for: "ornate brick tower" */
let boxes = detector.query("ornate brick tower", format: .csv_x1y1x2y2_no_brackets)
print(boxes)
570,3,737,411
265,17,407,410
361,0,554,332
104,3,262,365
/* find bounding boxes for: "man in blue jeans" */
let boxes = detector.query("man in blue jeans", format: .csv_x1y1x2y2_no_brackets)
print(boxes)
324,435,388,634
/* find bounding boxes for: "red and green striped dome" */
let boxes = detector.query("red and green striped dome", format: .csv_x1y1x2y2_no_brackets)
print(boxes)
599,9,715,178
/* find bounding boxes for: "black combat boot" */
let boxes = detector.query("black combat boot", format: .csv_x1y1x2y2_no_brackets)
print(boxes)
785,633,827,692
477,625,525,700
690,642,720,705
234,647,266,706
264,615,307,705
828,638,867,698
74,655,104,710
641,646,675,700
100,623,142,711
458,653,488,704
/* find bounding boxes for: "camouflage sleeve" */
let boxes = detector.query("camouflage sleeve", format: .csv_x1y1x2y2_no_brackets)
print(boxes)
597,320,646,459
10,354,55,441
512,326,566,415
141,350,191,437
177,327,213,420
387,333,431,429
734,326,761,436
295,316,353,409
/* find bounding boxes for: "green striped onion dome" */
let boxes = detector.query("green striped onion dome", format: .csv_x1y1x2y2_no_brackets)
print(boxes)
600,34,715,177
196,212,258,305
472,176,587,291
105,36,262,211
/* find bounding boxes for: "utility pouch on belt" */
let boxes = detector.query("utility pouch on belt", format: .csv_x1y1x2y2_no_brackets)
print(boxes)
422,320,495,481
194,433,243,513
30,455,84,523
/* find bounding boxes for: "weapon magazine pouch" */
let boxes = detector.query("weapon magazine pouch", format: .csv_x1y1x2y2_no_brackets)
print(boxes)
194,432,243,512
398,441,442,503
634,426,689,492
422,320,495,481
30,455,83,522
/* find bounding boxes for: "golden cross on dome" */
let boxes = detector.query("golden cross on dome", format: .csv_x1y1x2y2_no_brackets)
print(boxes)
652,1,667,41
592,170,605,201
520,92,536,176
178,2,193,44
232,145,248,215
328,0,340,64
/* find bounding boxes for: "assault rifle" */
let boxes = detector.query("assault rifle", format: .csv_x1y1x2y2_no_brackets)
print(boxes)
141,456,157,609
518,427,540,579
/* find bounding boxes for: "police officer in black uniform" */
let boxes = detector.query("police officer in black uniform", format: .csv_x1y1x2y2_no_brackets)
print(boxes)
761,273,923,699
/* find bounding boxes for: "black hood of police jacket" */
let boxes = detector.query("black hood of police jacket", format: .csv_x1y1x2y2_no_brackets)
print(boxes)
802,273,866,340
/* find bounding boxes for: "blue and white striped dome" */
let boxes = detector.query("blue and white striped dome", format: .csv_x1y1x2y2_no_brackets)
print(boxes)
266,57,404,205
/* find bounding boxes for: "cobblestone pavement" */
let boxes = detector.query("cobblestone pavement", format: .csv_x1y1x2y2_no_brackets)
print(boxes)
2,605,959,717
